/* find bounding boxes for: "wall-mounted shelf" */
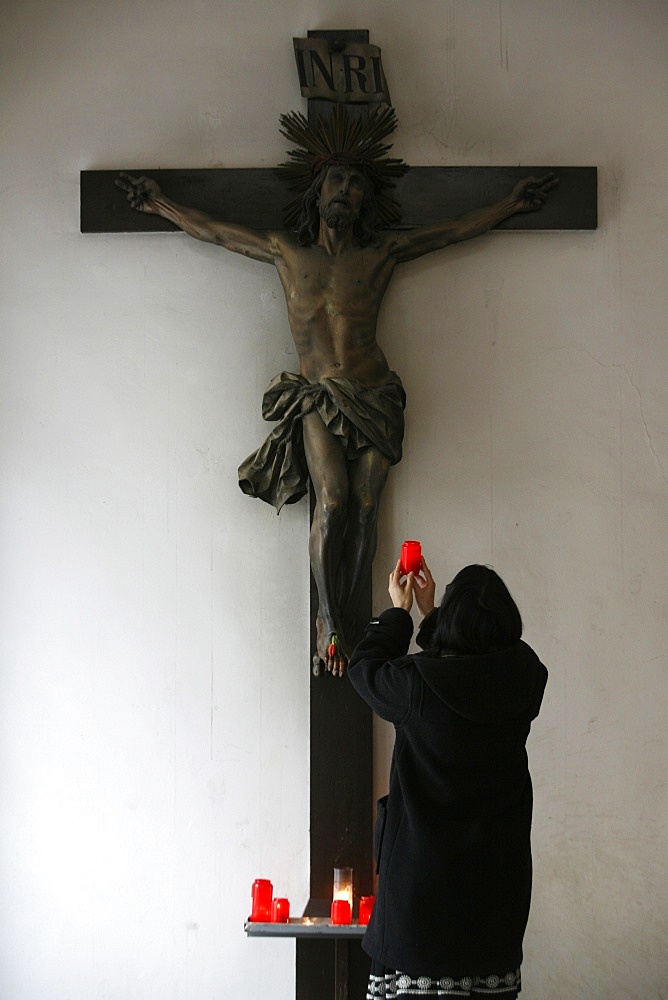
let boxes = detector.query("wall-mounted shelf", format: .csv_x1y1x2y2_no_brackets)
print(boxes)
244,917,366,939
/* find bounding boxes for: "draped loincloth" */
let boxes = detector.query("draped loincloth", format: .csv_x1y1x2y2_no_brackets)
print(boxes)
238,371,405,512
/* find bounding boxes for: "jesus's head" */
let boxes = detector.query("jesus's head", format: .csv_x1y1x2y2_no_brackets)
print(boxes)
296,158,380,247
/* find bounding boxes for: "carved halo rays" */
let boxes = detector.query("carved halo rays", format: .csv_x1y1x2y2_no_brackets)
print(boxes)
276,104,409,228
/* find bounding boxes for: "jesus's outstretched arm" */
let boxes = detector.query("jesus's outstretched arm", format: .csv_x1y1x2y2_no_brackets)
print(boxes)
116,172,281,264
387,173,559,264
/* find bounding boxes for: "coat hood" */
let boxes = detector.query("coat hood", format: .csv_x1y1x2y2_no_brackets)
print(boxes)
415,640,548,724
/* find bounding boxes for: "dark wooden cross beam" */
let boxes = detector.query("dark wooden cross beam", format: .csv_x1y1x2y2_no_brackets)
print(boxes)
81,163,596,234
80,28,596,1000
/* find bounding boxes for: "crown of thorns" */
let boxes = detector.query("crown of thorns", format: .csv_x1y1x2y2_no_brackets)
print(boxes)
276,104,409,228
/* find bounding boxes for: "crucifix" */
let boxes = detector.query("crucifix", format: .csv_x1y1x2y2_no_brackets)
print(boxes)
81,29,596,1000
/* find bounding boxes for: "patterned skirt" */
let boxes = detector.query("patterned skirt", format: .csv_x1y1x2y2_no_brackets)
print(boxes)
366,963,521,998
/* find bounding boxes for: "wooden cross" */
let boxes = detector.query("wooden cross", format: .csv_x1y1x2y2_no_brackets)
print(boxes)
81,30,596,235
80,29,596,1000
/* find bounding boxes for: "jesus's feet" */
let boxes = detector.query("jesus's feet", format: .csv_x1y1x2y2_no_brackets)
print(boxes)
315,612,348,677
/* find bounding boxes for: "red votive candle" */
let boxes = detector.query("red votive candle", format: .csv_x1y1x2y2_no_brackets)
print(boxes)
250,879,273,921
330,899,352,925
358,896,375,925
400,540,422,575
271,897,290,923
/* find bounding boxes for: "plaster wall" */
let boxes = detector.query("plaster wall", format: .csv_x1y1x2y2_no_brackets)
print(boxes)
1,2,666,998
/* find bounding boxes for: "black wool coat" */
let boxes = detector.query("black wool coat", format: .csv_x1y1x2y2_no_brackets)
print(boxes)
347,607,548,978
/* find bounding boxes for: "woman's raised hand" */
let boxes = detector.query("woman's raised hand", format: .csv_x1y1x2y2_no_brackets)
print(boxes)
388,559,414,612
413,557,436,619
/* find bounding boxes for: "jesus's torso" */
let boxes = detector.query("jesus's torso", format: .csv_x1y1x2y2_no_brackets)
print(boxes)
274,234,397,386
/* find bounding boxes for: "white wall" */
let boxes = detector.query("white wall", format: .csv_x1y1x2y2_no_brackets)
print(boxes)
1,2,666,998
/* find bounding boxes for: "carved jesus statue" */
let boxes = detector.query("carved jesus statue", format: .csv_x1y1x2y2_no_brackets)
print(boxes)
117,109,556,676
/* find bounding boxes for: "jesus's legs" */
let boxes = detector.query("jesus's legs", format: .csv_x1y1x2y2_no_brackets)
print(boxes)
302,410,349,676
340,447,390,645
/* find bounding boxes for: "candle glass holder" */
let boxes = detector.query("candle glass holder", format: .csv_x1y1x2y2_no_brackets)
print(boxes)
250,879,273,922
358,895,375,925
330,899,352,925
271,897,290,923
400,540,422,575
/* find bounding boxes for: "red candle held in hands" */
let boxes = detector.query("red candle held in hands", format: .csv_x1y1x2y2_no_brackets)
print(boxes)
271,897,290,923
358,896,375,925
330,899,352,925
400,540,422,575
250,879,273,922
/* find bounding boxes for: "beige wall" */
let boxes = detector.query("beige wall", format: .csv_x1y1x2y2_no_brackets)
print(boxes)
1,2,666,997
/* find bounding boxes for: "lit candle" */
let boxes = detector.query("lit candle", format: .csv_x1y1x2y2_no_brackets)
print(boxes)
332,867,353,914
358,896,375,925
250,879,273,922
400,540,422,575
271,897,290,923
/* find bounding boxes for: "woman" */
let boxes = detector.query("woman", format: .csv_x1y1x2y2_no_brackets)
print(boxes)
348,559,548,999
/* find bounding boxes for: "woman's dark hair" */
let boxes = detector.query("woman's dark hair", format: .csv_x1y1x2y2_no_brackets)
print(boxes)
296,167,381,247
432,564,523,655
